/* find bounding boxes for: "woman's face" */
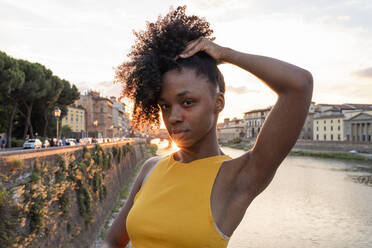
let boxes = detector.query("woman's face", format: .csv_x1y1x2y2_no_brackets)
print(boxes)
158,68,220,148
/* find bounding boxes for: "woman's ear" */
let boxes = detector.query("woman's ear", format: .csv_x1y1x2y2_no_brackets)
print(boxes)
214,92,225,113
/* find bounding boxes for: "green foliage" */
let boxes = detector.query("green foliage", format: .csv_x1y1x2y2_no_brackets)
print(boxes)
290,150,372,162
95,144,103,152
92,173,102,193
93,151,103,167
0,186,19,245
9,158,24,170
112,146,119,158
58,188,71,214
30,172,41,184
77,184,92,216
122,143,133,156
103,152,113,170
10,138,25,147
231,137,242,144
54,169,65,184
147,144,158,156
82,146,89,154
29,196,45,232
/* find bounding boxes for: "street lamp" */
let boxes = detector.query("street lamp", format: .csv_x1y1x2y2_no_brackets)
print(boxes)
54,107,61,145
93,120,98,138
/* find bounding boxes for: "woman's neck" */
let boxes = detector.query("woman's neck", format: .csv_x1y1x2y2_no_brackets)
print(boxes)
173,128,224,163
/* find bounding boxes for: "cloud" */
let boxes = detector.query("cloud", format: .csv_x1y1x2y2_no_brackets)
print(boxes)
226,85,260,95
352,67,372,78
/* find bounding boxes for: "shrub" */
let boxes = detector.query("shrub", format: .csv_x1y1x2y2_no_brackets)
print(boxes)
29,196,45,232
30,172,41,184
58,188,71,214
9,159,24,170
77,184,92,216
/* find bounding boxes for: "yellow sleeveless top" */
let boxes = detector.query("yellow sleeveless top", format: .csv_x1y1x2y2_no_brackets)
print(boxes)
126,153,233,248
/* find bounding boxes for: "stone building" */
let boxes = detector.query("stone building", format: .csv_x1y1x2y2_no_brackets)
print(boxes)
243,107,272,139
61,106,86,133
110,96,130,137
344,112,372,142
77,91,114,138
313,113,344,141
299,102,315,140
217,118,245,143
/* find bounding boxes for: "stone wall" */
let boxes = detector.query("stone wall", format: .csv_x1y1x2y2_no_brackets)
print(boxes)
294,140,372,153
0,140,150,248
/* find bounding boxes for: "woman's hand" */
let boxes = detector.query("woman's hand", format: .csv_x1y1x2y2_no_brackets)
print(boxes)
175,37,227,64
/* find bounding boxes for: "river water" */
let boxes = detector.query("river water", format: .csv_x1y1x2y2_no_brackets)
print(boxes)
217,147,372,248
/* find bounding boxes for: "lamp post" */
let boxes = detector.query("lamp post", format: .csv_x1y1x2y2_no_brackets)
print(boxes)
54,107,61,145
93,120,98,138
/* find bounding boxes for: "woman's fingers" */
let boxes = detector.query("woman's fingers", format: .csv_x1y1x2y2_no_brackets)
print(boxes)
180,38,204,58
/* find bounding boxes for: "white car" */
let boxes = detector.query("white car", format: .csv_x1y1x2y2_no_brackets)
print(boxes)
23,139,42,149
66,139,76,146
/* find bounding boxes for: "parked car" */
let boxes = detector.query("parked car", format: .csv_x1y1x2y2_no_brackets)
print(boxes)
65,139,76,146
42,139,50,148
23,139,42,149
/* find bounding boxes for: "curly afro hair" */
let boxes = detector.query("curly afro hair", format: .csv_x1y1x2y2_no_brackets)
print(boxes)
115,5,225,130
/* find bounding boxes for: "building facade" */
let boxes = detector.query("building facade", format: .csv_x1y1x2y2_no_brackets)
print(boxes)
299,102,315,140
313,114,344,141
77,91,114,138
244,107,272,139
61,106,86,132
217,118,245,143
344,112,372,142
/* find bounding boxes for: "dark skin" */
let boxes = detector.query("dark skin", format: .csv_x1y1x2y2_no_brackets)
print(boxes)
102,38,313,247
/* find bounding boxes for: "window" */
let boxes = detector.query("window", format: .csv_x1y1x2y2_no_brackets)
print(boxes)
331,134,333,140
324,134,326,140
324,126,326,131
316,134,319,140
331,120,333,123
331,126,333,131
324,120,326,124
316,121,318,124
338,134,340,140
338,126,340,131
338,119,340,123
317,126,319,131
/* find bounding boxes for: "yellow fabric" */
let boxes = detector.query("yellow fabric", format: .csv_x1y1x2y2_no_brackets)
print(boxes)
126,153,233,248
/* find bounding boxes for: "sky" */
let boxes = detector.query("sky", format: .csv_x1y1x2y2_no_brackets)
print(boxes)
1,0,372,122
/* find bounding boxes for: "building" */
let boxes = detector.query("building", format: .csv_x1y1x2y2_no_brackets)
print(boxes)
61,106,86,133
110,96,130,137
243,107,272,139
77,91,114,138
313,113,344,141
299,102,315,140
217,118,245,143
312,103,372,142
344,112,372,142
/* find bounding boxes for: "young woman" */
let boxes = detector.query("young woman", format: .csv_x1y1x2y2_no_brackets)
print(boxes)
102,6,313,248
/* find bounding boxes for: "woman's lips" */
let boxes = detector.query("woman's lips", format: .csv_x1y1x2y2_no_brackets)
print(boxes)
171,130,189,139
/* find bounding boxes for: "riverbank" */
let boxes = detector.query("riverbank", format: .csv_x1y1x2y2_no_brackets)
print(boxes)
221,142,372,163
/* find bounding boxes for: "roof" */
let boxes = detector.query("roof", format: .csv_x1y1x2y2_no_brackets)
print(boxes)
344,112,372,121
313,114,344,120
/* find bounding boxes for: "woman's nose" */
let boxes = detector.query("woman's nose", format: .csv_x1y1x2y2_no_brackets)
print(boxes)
168,105,183,124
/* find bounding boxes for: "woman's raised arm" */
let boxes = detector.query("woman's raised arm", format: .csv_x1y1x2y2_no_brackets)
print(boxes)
179,37,313,198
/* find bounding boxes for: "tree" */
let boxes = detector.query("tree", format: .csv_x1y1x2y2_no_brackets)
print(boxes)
0,51,25,147
17,61,48,139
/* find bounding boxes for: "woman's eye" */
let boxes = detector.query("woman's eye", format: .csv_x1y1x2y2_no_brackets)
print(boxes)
183,99,193,106
160,104,169,110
